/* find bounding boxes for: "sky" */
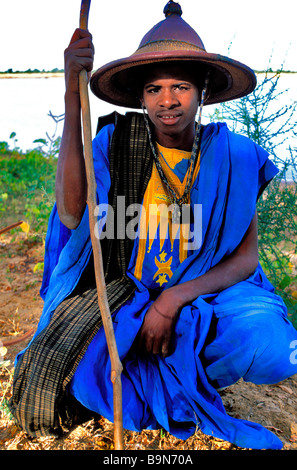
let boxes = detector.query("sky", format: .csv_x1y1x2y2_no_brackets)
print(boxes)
1,0,297,73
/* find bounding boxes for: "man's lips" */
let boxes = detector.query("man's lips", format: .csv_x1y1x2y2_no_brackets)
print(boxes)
157,112,182,124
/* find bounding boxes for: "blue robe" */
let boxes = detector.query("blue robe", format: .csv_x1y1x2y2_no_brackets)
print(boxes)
16,121,297,449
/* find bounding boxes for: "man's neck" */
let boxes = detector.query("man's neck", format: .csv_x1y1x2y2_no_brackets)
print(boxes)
154,124,196,151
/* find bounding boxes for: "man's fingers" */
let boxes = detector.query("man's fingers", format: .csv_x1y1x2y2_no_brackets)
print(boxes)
69,28,92,46
161,335,171,357
149,333,171,357
66,38,94,60
138,329,161,356
71,47,94,59
64,40,94,75
69,36,95,53
152,337,163,356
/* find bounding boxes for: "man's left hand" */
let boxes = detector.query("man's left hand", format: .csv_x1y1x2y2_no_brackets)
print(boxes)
137,290,181,357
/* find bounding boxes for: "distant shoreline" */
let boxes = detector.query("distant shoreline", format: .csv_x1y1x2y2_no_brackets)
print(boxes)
0,70,296,80
0,72,64,79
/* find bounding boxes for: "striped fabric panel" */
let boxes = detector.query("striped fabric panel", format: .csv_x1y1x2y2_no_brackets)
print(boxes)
10,276,135,437
101,112,153,282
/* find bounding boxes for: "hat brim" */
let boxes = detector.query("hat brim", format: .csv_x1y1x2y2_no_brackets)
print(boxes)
90,49,257,109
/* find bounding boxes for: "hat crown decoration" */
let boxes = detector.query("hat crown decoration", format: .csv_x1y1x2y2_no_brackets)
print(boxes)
136,1,206,53
164,1,182,17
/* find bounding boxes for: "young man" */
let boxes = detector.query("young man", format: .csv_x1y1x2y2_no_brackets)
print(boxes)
10,2,297,449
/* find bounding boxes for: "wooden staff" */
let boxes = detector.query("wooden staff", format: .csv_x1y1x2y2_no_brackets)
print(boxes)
0,221,23,235
78,0,124,450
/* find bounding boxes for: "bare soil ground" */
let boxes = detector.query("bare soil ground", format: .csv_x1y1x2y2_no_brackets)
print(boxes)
1,232,297,451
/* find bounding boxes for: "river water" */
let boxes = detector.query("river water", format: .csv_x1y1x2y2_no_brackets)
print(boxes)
0,73,296,163
0,74,117,151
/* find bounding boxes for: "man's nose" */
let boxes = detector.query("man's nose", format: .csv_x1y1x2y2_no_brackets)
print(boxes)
159,89,179,107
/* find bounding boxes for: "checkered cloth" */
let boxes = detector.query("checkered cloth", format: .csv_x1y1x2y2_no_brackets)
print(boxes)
9,112,153,437
10,278,135,436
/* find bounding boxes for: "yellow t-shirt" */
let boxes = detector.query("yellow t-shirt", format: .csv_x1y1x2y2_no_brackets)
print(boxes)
130,143,200,290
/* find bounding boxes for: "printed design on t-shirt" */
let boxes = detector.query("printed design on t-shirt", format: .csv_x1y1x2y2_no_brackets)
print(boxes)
153,250,173,286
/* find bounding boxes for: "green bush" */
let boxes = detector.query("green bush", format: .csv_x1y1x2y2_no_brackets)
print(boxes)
0,137,58,236
208,70,297,325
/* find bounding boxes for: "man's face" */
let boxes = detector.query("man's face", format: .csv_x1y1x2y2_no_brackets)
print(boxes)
140,64,200,150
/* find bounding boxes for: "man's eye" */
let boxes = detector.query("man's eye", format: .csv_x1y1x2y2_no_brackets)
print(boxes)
175,85,189,91
147,87,159,94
